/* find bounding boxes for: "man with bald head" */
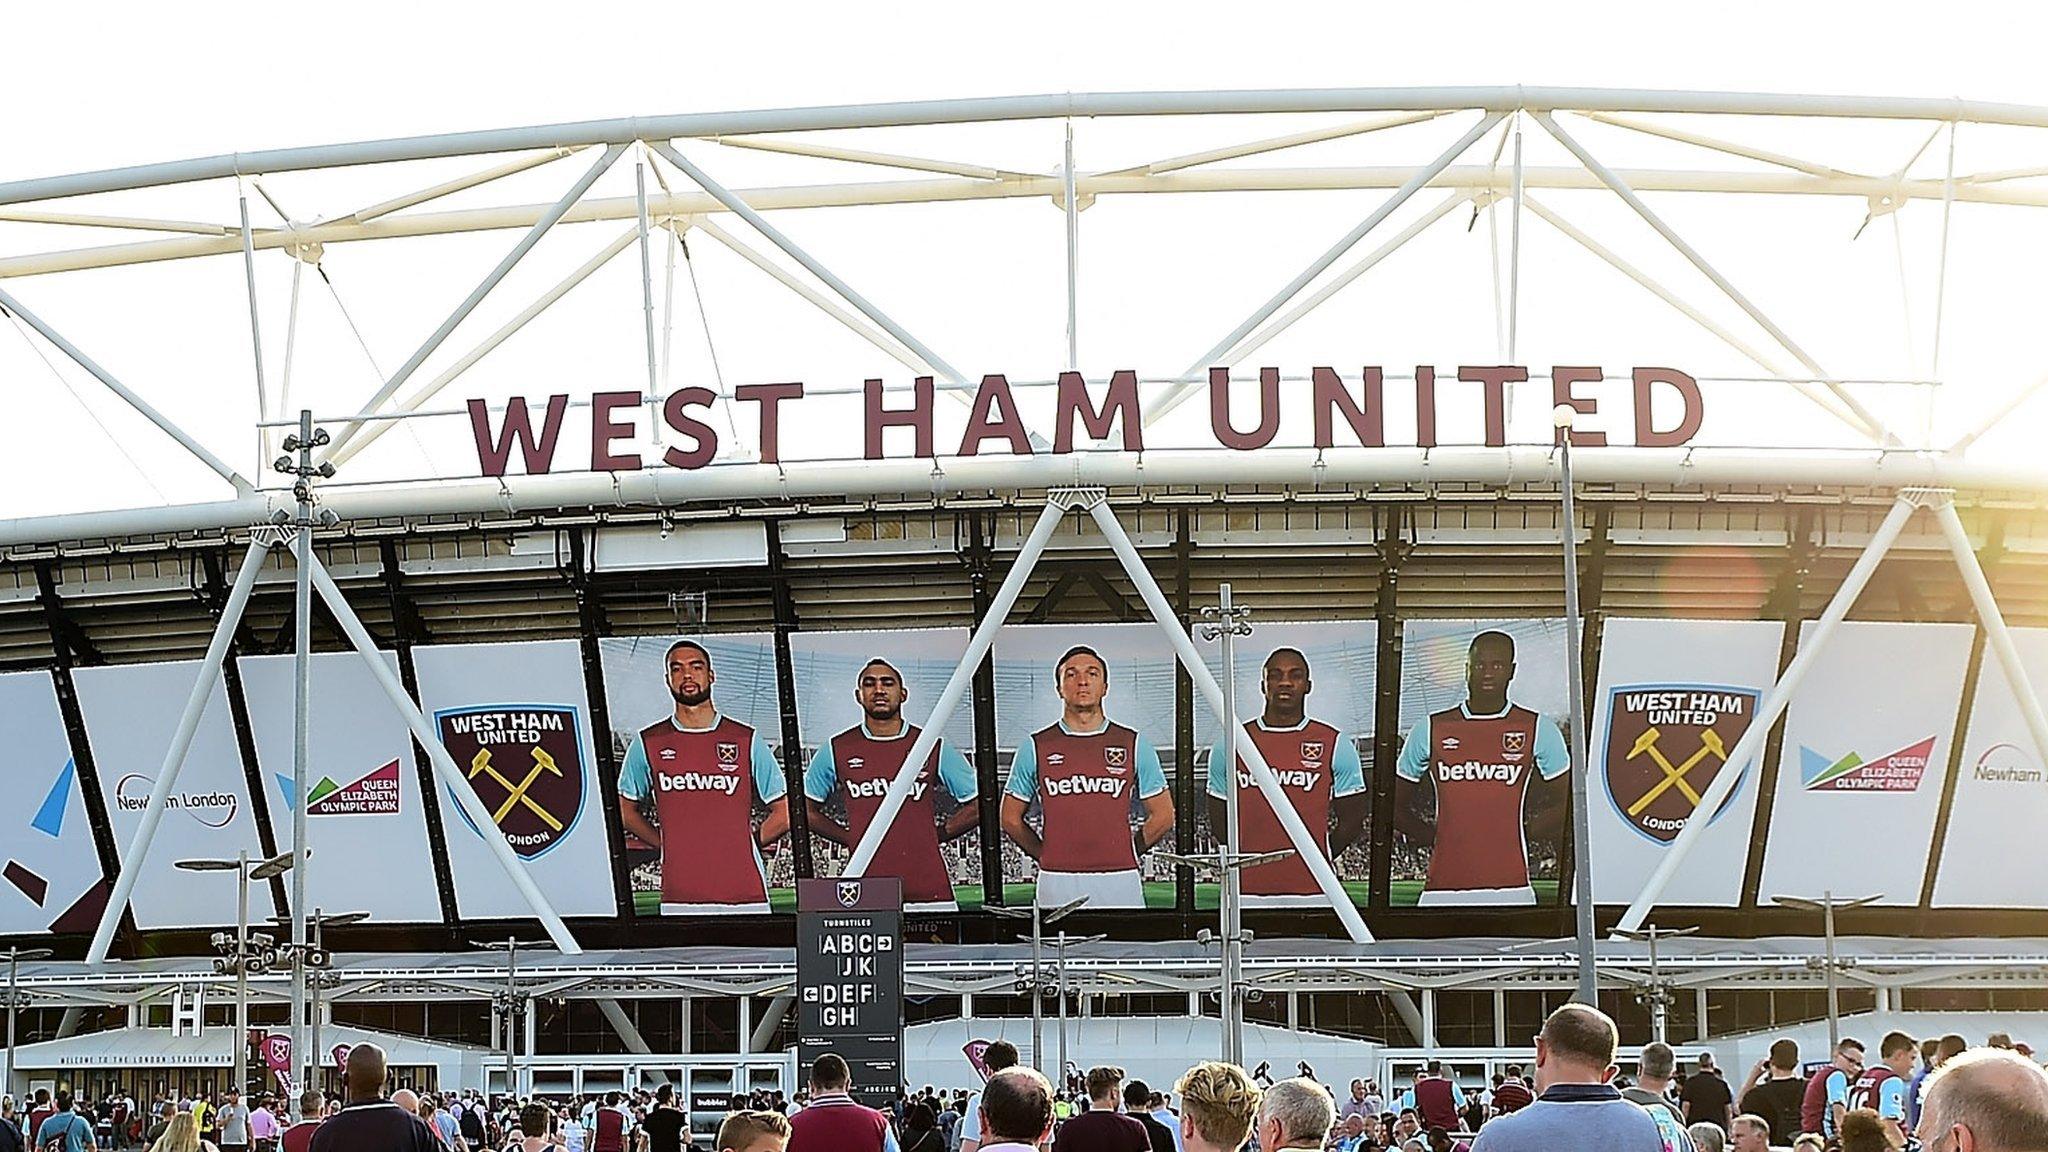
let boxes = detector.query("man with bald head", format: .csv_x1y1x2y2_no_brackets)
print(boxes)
1914,1047,2048,1152
309,1043,438,1151
1470,1004,1662,1151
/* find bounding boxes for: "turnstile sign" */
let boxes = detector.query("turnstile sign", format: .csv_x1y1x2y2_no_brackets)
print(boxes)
797,877,903,1109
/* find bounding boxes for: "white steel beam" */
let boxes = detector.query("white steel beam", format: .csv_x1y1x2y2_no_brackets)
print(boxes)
328,225,643,468
336,147,582,224
306,554,583,954
1534,112,1896,446
0,210,230,235
636,161,659,398
647,140,974,392
691,218,925,373
238,194,270,474
1099,110,1450,176
1579,111,1856,179
322,142,627,460
1145,111,1505,425
1931,496,2048,774
87,536,272,964
0,283,251,491
710,135,1022,181
1615,496,1920,934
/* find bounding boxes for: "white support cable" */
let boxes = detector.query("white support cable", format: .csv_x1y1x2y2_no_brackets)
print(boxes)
1934,122,1958,377
636,160,660,399
329,225,644,468
1533,111,1896,447
305,555,582,954
275,257,304,463
689,219,925,374
1616,496,1920,934
0,209,229,235
1484,117,1511,360
1508,119,1524,374
1579,111,1855,179
1948,371,2048,454
1099,110,1451,177
660,220,677,393
0,283,250,491
1145,110,1506,426
337,147,583,225
676,227,745,446
1064,121,1080,374
709,135,1021,182
2,307,167,502
323,142,627,460
239,194,270,476
87,536,273,964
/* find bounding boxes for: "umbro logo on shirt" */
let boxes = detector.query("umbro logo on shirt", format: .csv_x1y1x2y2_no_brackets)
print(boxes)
1046,753,1065,765
1442,737,1461,749
658,748,676,761
847,756,865,769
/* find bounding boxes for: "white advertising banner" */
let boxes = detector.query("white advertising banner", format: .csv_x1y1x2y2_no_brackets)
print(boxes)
1756,620,1975,906
1590,618,1785,907
73,661,275,930
237,652,445,923
1934,627,2048,908
412,640,617,919
0,671,104,934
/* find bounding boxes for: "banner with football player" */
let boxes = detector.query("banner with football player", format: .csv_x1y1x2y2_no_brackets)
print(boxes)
992,623,1179,910
1194,620,1376,909
414,639,618,918
1756,620,1974,906
598,632,794,916
790,627,982,912
1394,619,1573,907
1935,626,2048,908
0,671,107,936
1588,618,1783,907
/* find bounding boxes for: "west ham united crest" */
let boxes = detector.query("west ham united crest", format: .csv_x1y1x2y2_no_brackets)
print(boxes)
1603,685,1759,844
436,704,587,859
837,880,862,908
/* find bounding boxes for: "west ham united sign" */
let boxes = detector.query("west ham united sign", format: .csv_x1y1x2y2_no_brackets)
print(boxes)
1603,685,1760,844
435,704,587,859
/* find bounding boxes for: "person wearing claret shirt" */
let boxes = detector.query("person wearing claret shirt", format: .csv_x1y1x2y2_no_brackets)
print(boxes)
1394,631,1569,906
617,640,791,915
1207,647,1366,907
1001,646,1174,909
806,658,978,912
1846,1031,1918,1149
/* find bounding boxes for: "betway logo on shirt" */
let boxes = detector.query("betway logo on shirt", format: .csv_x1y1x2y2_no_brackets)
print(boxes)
1435,760,1524,785
656,770,742,795
1236,769,1321,792
1044,775,1127,798
846,777,927,801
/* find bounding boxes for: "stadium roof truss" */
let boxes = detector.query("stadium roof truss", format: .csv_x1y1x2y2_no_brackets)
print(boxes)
6,89,2048,545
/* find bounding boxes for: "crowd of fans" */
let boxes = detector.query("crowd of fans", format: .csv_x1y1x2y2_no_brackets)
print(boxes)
8,1013,2048,1151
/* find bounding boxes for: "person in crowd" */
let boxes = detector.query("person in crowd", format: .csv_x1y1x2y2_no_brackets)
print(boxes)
246,1096,278,1152
213,1092,247,1152
1248,1077,1329,1152
715,1111,790,1152
1681,1055,1733,1135
279,1092,324,1152
1735,1039,1804,1146
973,1068,1054,1152
143,1104,176,1149
1050,1066,1146,1152
1800,1036,1865,1145
1458,1089,1486,1136
1490,1067,1532,1116
147,1114,215,1152
1469,1003,1663,1151
902,1103,945,1152
1915,1046,2048,1152
503,1102,554,1152
1683,1123,1723,1152
1425,1127,1470,1152
1411,1063,1459,1135
1846,1030,1918,1149
1790,1135,1824,1152
1907,1032,1967,1132
1145,1092,1180,1152
958,1039,1020,1152
455,1097,485,1151
1327,1114,1370,1152
1172,1064,1259,1152
39,1091,96,1152
588,1092,629,1152
1121,1082,1174,1152
309,1043,439,1152
1836,1108,1890,1152
27,1091,54,1149
787,1055,896,1152
1621,1042,1694,1152
0,1097,23,1152
640,1085,685,1152
1337,1082,1375,1130
1726,1114,1770,1152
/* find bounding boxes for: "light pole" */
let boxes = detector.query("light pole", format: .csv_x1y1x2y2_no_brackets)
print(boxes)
1554,404,1597,1005
1053,930,1106,1086
1611,924,1699,1043
1773,892,1881,1051
475,937,549,1099
178,851,294,1100
273,908,366,1097
4,945,53,1095
989,897,1087,1075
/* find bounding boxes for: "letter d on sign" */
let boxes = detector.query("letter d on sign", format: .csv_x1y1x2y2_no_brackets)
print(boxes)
1632,367,1704,447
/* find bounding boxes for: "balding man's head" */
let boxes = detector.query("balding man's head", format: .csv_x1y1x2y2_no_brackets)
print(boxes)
345,1043,389,1102
1535,1003,1620,1091
981,1067,1053,1145
1917,1047,2048,1151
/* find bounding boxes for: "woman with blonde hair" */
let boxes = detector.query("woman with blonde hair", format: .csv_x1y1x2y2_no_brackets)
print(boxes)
150,1112,221,1152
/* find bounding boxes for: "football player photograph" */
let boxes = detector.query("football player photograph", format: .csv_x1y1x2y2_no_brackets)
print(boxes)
616,639,790,914
805,657,979,912
1000,644,1174,909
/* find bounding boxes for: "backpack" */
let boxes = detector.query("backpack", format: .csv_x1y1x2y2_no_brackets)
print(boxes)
39,1113,83,1152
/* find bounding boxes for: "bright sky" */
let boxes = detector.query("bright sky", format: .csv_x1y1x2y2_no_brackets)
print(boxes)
4,1,2048,525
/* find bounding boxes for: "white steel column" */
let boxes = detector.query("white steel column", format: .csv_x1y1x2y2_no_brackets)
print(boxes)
1086,499,1375,945
1931,496,2048,768
87,536,272,962
1064,121,1080,373
238,194,270,473
0,284,251,491
324,142,627,458
1616,496,1920,933
303,555,583,953
636,160,660,397
844,500,1070,876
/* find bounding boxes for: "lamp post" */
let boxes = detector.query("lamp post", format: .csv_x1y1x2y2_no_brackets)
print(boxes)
989,897,1088,1075
4,945,53,1095
1554,404,1597,1006
272,908,367,1097
1053,930,1106,1087
474,937,550,1099
178,851,294,1100
1611,924,1699,1043
1772,892,1881,1051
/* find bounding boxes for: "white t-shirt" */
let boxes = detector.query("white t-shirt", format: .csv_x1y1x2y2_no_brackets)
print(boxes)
959,1091,983,1143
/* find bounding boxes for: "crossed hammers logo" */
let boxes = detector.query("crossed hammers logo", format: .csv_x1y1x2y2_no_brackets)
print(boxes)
1624,725,1730,818
468,746,566,832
